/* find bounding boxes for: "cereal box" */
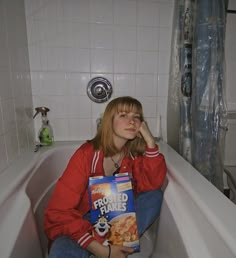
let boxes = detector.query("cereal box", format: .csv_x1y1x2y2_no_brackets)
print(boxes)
88,173,140,252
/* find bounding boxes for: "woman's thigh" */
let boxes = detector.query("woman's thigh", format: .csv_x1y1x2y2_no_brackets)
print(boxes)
135,189,163,236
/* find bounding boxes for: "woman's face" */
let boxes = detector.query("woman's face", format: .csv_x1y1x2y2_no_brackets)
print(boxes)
112,109,142,143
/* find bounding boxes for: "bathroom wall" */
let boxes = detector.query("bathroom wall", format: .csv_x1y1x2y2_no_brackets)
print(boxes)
0,0,234,176
0,0,34,175
225,0,236,111
25,0,174,141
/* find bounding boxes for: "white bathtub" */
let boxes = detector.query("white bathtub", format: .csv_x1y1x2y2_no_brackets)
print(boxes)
0,141,236,258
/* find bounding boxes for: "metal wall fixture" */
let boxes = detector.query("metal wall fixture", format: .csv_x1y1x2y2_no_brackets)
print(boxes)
87,77,113,103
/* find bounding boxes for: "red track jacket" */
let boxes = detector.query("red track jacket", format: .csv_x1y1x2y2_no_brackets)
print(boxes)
44,142,166,249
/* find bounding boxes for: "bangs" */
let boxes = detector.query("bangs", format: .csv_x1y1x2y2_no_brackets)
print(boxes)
116,103,142,115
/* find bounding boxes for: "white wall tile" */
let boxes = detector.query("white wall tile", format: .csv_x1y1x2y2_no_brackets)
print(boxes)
158,74,169,97
159,27,171,51
137,2,160,27
68,118,92,140
0,46,9,69
5,129,19,163
0,70,12,100
161,117,167,140
73,49,90,72
51,118,69,141
62,48,77,72
0,102,4,135
157,96,167,119
137,96,157,118
0,0,34,174
136,51,158,74
6,0,232,152
136,74,157,97
114,50,136,73
18,125,29,153
39,47,49,72
31,72,43,95
90,24,113,49
0,10,8,67
2,99,16,133
34,1,58,21
72,23,90,48
11,72,27,98
114,26,136,50
89,0,113,24
14,95,27,128
26,18,38,45
91,117,99,138
43,21,61,47
159,3,174,27
137,27,159,51
47,47,64,71
226,15,236,43
40,72,68,96
158,51,170,74
91,102,107,119
61,0,89,23
27,120,35,146
0,135,8,174
114,74,135,96
67,73,90,96
145,117,157,137
25,0,175,142
114,0,136,26
68,96,92,118
28,46,42,71
91,49,113,73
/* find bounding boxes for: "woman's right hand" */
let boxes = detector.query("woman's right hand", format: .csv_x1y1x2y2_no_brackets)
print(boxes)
87,240,134,258
109,245,134,258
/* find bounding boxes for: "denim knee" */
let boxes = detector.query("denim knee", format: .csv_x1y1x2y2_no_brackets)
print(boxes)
49,236,90,258
135,189,163,236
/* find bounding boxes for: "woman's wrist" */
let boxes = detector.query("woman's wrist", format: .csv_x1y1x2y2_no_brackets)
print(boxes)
86,240,110,257
146,138,156,148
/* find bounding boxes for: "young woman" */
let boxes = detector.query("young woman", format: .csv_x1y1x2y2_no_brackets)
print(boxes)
44,96,167,258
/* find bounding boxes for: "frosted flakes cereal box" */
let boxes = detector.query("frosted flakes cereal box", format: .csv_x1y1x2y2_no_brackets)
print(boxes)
88,173,140,252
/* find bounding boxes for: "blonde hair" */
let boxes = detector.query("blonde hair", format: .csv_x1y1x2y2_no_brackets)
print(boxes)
90,96,146,157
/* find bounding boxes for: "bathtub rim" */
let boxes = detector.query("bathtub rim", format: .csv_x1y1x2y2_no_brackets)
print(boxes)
0,141,84,208
1,140,236,257
160,142,236,256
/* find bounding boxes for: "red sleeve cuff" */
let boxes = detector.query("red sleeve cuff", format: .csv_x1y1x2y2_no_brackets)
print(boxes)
77,233,95,249
145,144,159,157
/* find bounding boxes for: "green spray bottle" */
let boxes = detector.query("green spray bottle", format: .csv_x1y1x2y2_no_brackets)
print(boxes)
33,107,54,146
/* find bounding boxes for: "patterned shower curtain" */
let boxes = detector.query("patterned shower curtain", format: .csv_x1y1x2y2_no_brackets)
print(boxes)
168,0,194,162
192,0,227,191
169,0,227,191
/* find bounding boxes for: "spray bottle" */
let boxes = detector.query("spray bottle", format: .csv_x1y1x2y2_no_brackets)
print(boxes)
33,107,54,146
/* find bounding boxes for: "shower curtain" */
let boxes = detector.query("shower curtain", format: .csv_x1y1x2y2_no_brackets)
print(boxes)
169,0,227,191
168,0,194,163
192,0,227,191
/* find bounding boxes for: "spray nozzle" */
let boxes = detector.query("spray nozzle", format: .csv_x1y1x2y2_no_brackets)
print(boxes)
33,107,50,119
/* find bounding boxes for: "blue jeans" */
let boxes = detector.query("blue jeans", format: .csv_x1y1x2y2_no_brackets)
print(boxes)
48,189,163,258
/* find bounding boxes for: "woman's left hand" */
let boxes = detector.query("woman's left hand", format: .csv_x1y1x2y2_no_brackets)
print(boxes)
138,121,156,148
